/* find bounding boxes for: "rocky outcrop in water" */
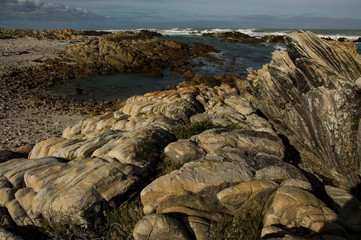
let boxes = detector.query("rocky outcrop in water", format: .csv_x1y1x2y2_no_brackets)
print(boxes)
0,29,217,116
245,31,361,190
202,31,284,45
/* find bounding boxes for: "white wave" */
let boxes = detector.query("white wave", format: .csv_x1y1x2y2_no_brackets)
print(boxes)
274,43,287,51
97,28,360,42
316,34,360,41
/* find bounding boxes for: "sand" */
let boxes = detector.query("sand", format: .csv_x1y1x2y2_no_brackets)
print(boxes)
0,36,73,71
0,36,87,151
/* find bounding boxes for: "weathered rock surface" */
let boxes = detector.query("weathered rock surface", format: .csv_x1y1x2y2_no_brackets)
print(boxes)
262,186,344,238
133,214,190,240
245,30,361,190
140,153,349,239
0,157,143,227
1,30,361,239
3,84,280,231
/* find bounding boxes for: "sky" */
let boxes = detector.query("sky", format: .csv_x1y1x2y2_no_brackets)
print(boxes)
1,0,361,30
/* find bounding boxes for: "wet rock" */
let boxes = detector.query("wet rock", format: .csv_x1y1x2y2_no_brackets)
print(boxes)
353,37,361,43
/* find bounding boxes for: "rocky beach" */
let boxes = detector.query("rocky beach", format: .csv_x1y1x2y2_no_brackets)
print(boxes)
0,28,361,240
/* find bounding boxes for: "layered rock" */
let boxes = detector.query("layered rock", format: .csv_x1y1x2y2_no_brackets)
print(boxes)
3,84,275,230
1,30,361,239
245,30,361,190
0,157,145,227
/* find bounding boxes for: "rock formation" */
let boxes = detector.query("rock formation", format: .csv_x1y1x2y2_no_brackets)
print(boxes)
1,31,361,239
0,29,217,116
245,30,361,190
202,31,284,44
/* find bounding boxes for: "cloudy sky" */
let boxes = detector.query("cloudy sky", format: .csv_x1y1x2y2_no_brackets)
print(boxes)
1,0,361,29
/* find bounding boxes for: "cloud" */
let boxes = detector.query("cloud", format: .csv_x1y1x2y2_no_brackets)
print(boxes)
0,0,106,29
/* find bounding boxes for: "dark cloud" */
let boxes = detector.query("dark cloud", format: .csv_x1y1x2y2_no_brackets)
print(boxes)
0,0,107,29
1,0,361,29
232,15,361,29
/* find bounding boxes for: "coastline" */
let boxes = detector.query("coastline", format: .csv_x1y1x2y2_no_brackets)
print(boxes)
1,28,360,153
0,32,85,151
0,28,216,152
0,28,361,239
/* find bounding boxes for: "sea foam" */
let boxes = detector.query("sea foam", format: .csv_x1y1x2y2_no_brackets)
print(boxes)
97,28,360,42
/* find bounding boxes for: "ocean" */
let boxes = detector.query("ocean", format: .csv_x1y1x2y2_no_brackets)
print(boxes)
46,28,361,101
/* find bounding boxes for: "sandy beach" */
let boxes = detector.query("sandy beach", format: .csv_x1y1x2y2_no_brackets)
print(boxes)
0,37,72,71
0,35,87,151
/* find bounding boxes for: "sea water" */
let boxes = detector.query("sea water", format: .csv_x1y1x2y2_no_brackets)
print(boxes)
47,28,361,101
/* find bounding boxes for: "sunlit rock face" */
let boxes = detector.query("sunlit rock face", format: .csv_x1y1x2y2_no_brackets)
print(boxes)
245,30,361,190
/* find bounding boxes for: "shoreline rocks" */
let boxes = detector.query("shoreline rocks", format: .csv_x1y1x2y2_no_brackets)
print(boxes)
245,31,361,190
202,31,284,45
0,28,217,151
0,30,361,239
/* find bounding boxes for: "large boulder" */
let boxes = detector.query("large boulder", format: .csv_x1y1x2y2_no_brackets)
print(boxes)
245,30,361,190
140,156,254,221
262,186,345,238
0,157,143,227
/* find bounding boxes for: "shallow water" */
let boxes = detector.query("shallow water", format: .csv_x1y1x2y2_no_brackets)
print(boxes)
163,35,277,76
46,71,183,102
47,28,361,102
